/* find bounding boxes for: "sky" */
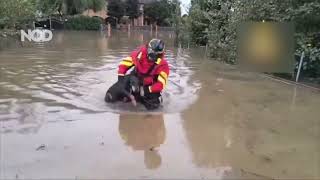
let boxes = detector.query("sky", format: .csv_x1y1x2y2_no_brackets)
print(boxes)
180,0,191,15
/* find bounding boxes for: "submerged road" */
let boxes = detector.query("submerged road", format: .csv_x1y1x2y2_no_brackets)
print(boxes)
0,31,319,179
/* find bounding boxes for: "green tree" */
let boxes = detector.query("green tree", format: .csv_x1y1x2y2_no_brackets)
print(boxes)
188,3,209,45
36,0,64,16
171,0,182,45
185,0,320,77
65,16,102,30
36,0,105,16
0,0,105,29
65,0,91,15
125,0,141,23
107,0,126,23
144,0,177,26
0,0,36,29
87,0,105,12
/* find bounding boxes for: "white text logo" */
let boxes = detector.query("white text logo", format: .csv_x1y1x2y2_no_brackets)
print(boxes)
21,29,53,42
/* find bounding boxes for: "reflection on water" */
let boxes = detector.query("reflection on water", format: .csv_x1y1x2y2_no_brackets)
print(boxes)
119,113,165,169
0,31,319,179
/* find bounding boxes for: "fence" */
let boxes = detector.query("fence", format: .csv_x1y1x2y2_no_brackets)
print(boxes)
131,25,174,32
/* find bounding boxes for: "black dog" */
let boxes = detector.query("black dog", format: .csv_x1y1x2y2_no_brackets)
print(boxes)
105,74,140,106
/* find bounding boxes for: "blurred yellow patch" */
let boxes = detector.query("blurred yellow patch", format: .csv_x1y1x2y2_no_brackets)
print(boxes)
238,22,294,73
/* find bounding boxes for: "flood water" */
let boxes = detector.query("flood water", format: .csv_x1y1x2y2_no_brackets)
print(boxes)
0,31,319,179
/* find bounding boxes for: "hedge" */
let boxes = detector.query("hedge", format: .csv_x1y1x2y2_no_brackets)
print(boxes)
65,16,102,31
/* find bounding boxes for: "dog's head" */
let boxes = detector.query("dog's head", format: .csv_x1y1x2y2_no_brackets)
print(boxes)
129,75,140,93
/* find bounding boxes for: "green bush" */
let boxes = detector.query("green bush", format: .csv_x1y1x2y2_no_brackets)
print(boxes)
65,16,102,30
183,0,320,78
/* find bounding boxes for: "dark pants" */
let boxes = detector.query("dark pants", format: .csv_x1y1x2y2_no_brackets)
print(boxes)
135,92,161,110
105,75,161,110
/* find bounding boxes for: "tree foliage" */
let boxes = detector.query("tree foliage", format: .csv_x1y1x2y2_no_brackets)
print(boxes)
36,0,105,16
107,0,126,22
0,0,37,29
125,0,140,20
171,0,181,45
36,0,64,17
65,15,102,30
0,0,105,29
63,0,105,15
185,0,320,77
87,0,105,12
144,0,180,26
106,0,179,26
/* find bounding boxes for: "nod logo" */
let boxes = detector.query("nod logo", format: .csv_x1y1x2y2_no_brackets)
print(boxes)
20,29,53,42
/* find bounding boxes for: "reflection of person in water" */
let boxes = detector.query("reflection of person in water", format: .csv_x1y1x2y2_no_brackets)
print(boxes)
118,113,166,169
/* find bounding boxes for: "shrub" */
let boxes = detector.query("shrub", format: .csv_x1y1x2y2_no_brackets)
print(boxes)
65,16,102,30
184,0,320,78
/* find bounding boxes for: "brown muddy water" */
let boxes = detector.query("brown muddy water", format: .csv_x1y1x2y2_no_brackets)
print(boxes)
0,31,319,179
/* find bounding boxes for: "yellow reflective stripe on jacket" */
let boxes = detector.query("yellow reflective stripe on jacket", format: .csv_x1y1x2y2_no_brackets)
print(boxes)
120,61,133,66
120,57,133,67
160,71,168,79
156,58,162,65
158,75,166,86
158,71,168,87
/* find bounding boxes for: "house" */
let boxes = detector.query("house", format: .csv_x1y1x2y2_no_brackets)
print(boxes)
82,0,157,26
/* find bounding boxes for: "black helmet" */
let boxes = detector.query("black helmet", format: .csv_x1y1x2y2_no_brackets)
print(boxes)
147,39,165,62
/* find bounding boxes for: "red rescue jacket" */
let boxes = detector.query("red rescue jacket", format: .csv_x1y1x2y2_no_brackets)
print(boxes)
118,45,169,93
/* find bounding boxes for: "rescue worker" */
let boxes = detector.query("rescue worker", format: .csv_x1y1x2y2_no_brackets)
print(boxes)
107,39,170,110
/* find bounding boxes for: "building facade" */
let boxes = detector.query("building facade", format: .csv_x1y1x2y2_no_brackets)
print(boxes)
135,0,157,26
82,0,157,26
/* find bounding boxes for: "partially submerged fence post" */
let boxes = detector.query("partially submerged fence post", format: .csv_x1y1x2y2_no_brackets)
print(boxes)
205,43,208,56
107,23,111,37
128,24,131,37
49,16,52,30
296,51,305,82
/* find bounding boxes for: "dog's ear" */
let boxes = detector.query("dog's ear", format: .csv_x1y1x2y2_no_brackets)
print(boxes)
105,93,113,102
